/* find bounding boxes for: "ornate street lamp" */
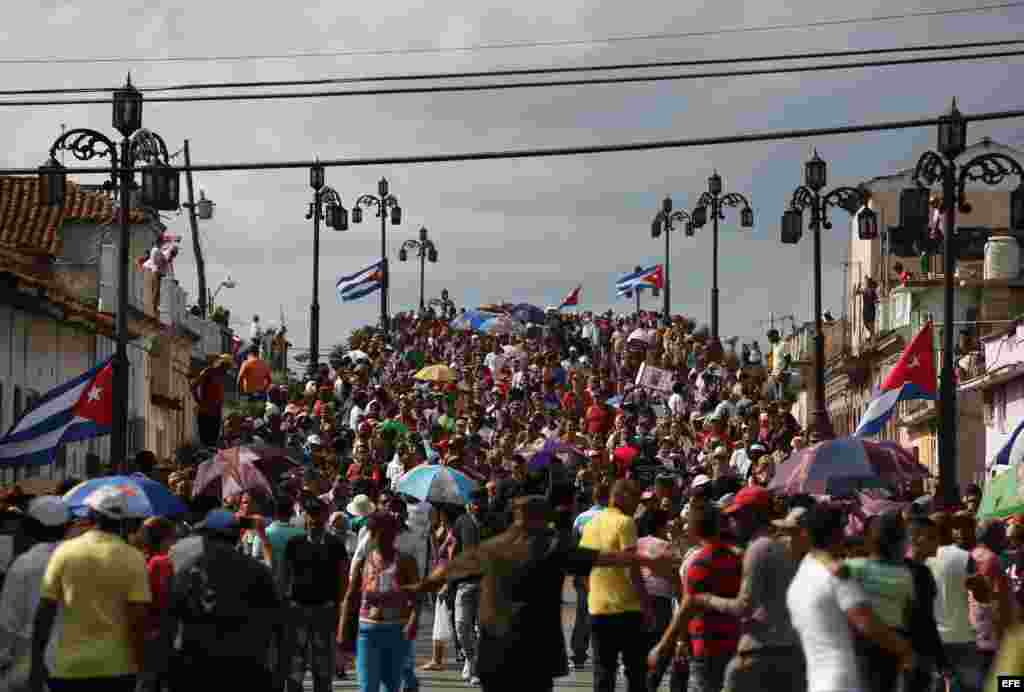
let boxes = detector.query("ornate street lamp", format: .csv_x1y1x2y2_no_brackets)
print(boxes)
690,171,754,339
912,99,1024,508
650,195,693,326
37,76,178,472
352,178,402,332
780,149,875,441
304,161,349,374
399,226,440,313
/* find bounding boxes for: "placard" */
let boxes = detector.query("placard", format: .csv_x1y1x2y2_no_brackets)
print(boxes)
635,363,674,394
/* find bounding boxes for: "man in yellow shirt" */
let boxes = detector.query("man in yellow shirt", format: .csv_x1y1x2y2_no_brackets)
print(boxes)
29,485,151,692
580,480,651,692
237,347,273,399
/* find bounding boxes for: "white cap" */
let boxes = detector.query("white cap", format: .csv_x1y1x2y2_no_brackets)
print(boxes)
691,474,712,489
307,434,322,446
83,485,140,519
27,496,70,527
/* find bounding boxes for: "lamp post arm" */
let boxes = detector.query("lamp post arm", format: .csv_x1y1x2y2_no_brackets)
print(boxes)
695,192,715,209
318,186,343,207
128,129,171,166
819,186,868,229
356,194,381,213
788,186,816,213
667,210,691,230
48,128,120,187
719,192,752,210
913,151,950,189
957,152,1024,213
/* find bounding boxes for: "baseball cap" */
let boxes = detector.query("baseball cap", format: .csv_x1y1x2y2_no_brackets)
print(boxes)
724,486,773,514
197,509,240,532
690,474,712,490
27,496,70,527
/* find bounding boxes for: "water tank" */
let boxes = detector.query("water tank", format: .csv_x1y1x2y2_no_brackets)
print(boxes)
984,235,1021,280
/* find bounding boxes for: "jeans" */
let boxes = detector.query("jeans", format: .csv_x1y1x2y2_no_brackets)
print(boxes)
590,612,647,692
357,622,407,692
48,677,137,692
936,643,993,692
288,603,337,692
570,577,591,663
455,582,480,675
402,636,419,690
687,655,732,692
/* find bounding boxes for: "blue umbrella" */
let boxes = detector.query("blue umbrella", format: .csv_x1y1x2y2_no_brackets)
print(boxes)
63,473,188,518
396,465,478,505
510,303,546,325
450,310,499,332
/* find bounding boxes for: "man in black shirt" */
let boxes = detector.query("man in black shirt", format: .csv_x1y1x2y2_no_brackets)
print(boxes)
282,497,348,692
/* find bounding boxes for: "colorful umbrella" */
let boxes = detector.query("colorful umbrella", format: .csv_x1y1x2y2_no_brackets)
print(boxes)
414,364,458,383
769,437,923,495
63,474,187,518
480,315,522,336
193,446,275,500
450,310,500,332
510,303,546,325
978,465,1024,519
520,438,581,470
396,465,478,504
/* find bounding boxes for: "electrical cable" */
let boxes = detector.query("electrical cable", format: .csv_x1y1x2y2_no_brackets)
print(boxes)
3,106,1022,176
0,48,1021,107
0,1,1019,65
2,38,1022,96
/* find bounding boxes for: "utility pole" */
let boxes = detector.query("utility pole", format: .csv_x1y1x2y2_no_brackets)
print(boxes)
182,140,208,317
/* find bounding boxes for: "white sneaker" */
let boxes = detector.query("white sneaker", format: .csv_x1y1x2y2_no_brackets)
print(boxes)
470,677,481,686
462,661,472,681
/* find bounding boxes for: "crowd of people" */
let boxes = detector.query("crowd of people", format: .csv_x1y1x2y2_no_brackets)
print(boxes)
0,303,1020,692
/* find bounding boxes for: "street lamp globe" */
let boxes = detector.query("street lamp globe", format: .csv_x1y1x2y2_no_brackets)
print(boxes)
684,222,695,237
781,208,803,244
398,247,409,262
662,196,673,214
805,149,827,192
857,206,880,240
197,190,215,219
651,217,662,238
938,99,967,160
428,247,438,263
692,205,708,228
378,178,389,198
708,172,722,196
112,76,143,138
741,206,754,228
391,205,402,225
351,205,363,224
37,157,66,207
309,162,325,191
141,162,180,211
328,203,348,231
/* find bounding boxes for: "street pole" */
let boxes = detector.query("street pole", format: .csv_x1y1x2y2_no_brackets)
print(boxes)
810,208,834,439
939,162,958,507
112,137,132,472
310,188,321,375
664,221,671,325
711,209,719,340
380,203,388,332
182,140,207,318
419,231,427,313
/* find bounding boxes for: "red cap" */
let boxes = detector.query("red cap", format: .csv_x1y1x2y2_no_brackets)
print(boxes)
724,486,773,514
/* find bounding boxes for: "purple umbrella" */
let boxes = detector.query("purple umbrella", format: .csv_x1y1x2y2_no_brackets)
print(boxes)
769,437,886,496
523,438,582,470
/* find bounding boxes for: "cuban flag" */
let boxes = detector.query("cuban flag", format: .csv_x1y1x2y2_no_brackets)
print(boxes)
853,322,937,437
991,419,1024,471
337,260,385,303
559,285,582,309
0,357,115,467
616,264,663,298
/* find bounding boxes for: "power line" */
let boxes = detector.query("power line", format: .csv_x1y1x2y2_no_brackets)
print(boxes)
1,48,1022,107
3,38,1022,96
2,106,1022,176
0,1,1019,65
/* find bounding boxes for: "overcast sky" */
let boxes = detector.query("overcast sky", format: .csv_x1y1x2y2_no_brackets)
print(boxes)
1,0,1022,363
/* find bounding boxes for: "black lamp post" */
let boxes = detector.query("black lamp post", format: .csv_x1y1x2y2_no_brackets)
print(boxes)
352,179,402,332
691,172,754,339
781,149,877,441
38,75,179,472
305,161,349,375
399,226,439,314
910,99,1024,508
651,196,693,326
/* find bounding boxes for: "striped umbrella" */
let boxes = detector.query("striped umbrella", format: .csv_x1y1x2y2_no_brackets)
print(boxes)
396,465,478,505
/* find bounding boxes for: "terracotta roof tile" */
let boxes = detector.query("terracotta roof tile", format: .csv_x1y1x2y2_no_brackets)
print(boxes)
0,176,146,257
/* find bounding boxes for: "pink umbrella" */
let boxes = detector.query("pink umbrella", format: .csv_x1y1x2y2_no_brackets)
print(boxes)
770,437,929,496
193,446,274,500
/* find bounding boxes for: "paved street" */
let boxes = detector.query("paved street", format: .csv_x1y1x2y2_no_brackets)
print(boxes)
318,584,630,691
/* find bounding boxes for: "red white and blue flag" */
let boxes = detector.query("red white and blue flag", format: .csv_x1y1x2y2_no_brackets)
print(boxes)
0,357,115,467
337,260,385,303
559,285,582,308
853,322,938,437
616,265,663,298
